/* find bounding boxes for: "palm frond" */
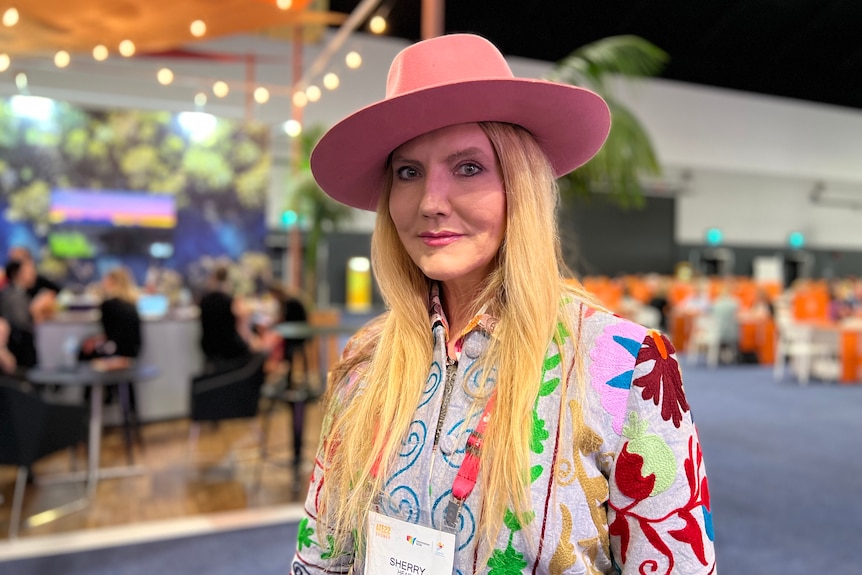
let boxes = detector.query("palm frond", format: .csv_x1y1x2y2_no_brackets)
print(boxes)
550,35,668,92
548,35,667,208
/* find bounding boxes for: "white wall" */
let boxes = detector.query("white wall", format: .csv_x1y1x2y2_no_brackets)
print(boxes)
5,31,862,247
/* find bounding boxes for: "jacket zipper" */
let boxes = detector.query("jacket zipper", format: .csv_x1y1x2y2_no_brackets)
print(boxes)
433,356,457,448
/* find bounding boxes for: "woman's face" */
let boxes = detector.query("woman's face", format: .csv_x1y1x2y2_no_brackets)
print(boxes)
388,123,507,294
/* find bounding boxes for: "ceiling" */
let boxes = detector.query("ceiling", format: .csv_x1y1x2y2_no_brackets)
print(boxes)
330,0,862,112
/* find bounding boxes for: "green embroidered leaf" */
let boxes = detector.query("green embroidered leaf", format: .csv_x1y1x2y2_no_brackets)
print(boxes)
539,377,560,397
556,321,571,340
531,411,549,453
319,534,337,559
530,464,543,483
502,508,535,531
487,542,528,574
297,517,316,551
622,411,648,439
543,353,562,372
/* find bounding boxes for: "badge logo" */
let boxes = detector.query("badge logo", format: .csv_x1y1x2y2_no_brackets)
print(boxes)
375,523,391,539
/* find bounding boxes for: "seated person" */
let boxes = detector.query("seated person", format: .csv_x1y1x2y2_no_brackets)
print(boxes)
80,267,142,364
0,318,18,375
712,284,741,362
1,259,40,371
8,246,61,299
199,266,257,371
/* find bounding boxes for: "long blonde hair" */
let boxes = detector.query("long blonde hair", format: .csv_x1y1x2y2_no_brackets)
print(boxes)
103,267,138,304
321,122,604,560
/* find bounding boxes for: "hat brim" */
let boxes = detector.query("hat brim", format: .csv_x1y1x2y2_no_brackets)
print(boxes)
311,78,611,211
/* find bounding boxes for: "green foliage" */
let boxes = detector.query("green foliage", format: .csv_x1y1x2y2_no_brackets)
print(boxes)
487,542,528,574
296,517,316,551
547,35,669,209
0,100,272,226
283,124,353,297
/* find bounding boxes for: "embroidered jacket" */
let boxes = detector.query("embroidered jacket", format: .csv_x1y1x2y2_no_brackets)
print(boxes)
292,292,716,574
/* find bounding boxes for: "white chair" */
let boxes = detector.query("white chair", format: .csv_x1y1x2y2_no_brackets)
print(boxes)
688,314,721,369
773,319,834,385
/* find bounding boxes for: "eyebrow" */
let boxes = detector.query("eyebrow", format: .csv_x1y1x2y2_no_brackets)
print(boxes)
391,146,489,166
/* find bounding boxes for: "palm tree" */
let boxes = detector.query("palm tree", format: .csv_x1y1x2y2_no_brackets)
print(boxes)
283,124,353,302
547,35,668,209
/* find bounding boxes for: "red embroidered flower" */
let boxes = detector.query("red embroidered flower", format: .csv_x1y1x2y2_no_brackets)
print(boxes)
633,331,690,428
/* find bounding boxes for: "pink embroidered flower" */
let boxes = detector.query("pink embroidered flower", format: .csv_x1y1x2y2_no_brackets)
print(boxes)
589,320,648,434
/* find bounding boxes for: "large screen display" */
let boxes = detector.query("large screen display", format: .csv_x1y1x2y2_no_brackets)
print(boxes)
49,189,177,229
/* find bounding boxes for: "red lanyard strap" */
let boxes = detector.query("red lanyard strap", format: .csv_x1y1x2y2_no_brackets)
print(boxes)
444,393,496,527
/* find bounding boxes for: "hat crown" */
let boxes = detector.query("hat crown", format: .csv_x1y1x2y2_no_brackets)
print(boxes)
386,34,514,98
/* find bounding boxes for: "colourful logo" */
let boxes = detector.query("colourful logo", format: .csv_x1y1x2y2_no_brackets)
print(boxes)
406,535,417,545
437,542,445,550
375,523,391,539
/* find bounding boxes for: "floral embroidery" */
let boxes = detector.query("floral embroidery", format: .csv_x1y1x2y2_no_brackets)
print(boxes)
589,320,648,434
633,331,690,428
609,435,712,574
615,412,676,499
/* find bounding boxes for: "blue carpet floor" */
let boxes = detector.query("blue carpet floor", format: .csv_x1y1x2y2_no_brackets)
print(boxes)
682,361,862,574
5,522,299,575
4,362,862,574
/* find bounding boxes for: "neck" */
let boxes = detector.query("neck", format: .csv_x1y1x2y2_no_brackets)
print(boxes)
440,279,483,339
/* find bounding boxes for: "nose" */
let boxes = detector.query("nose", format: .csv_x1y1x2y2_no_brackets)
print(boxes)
418,169,451,218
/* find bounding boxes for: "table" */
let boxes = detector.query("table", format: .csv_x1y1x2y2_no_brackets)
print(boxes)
27,363,161,497
269,321,362,489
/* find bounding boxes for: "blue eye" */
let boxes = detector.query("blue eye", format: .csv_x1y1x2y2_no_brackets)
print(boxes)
395,166,419,180
457,162,482,176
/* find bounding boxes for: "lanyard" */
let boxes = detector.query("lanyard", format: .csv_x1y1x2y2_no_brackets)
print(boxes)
444,392,496,529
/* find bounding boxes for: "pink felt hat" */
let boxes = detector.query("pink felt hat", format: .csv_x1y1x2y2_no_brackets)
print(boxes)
311,33,611,211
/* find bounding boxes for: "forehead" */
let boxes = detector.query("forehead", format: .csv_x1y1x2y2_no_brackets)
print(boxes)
392,123,493,157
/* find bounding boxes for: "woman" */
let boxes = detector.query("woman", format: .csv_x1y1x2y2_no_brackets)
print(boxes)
81,266,142,361
293,35,715,574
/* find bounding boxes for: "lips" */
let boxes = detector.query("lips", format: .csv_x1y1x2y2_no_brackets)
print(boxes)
419,231,462,247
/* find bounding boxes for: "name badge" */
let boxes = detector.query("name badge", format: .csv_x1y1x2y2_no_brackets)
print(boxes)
364,510,456,575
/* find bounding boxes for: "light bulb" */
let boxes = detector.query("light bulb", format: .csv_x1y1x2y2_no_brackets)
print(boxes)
2,8,19,27
283,120,301,137
292,91,308,108
0,54,9,72
254,87,270,104
369,15,386,34
119,40,136,57
323,72,340,90
306,85,321,102
194,92,207,107
212,81,229,98
157,68,174,85
93,45,109,61
54,50,70,68
190,20,206,37
345,51,362,69
276,0,293,8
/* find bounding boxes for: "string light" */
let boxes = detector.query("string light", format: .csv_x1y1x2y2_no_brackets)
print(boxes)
0,54,10,72
276,0,293,8
283,119,302,137
157,68,174,85
119,40,136,57
212,81,229,98
2,8,19,27
15,72,27,91
292,91,308,108
194,92,207,107
93,45,109,61
254,87,270,104
305,84,321,102
345,51,362,69
323,72,340,90
369,16,386,34
54,50,70,68
190,20,206,37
